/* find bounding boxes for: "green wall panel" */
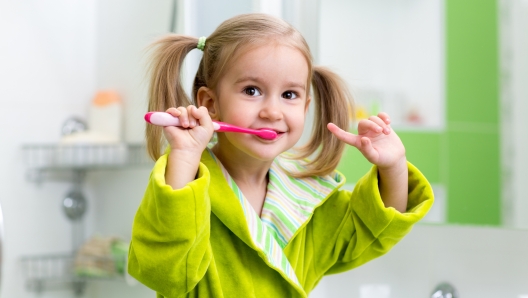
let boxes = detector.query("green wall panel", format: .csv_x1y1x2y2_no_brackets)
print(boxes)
337,145,372,185
399,132,442,184
446,0,499,124
446,0,500,225
337,131,442,185
446,131,500,225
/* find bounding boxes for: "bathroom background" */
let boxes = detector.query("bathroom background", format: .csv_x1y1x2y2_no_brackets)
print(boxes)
0,0,527,297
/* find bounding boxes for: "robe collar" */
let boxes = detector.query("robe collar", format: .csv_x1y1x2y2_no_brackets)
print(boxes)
200,149,344,293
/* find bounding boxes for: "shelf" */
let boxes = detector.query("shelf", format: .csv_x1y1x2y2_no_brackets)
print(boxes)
22,143,152,170
22,143,153,182
21,253,126,295
20,143,143,296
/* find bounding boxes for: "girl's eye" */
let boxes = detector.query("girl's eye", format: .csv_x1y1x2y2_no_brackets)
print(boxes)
282,91,298,100
244,87,261,96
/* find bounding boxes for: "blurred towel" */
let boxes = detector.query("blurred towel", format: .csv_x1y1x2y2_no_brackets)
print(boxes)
74,235,128,277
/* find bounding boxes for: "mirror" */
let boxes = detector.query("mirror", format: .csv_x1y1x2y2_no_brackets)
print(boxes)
313,3,528,296
319,0,528,229
318,0,447,225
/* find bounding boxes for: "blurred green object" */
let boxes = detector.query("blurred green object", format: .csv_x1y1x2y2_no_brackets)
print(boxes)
111,239,129,275
74,236,129,277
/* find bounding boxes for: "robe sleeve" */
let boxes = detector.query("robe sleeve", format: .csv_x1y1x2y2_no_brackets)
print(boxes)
314,161,434,275
128,153,212,297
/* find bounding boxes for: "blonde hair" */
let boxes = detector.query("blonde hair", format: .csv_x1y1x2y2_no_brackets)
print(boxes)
146,13,354,178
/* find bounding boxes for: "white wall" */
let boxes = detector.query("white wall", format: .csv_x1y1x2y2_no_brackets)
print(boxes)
0,1,97,297
86,1,173,297
319,0,445,130
500,0,528,229
0,0,169,297
510,0,528,229
318,224,528,298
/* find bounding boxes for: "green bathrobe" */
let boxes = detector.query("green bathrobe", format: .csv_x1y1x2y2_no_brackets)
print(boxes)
128,149,433,298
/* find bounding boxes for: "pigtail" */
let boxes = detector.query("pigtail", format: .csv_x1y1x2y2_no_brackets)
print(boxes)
145,35,200,161
292,66,354,178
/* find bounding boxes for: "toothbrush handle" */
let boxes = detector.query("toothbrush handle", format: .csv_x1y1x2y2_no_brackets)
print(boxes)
214,122,253,134
145,112,276,139
145,112,180,126
145,112,221,130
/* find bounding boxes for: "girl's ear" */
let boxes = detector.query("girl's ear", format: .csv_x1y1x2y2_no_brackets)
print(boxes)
196,87,219,119
305,96,312,114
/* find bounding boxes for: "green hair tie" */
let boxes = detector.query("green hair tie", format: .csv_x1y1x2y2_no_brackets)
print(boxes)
197,36,206,51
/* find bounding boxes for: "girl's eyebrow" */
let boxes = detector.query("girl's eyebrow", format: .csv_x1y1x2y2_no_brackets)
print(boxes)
234,76,263,84
235,76,306,89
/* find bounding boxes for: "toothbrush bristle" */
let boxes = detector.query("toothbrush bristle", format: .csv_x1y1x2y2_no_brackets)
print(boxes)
259,130,278,140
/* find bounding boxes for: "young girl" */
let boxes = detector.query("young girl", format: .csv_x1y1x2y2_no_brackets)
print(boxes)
129,13,433,298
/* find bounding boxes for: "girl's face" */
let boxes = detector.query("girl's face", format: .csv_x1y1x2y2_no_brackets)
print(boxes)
209,43,310,162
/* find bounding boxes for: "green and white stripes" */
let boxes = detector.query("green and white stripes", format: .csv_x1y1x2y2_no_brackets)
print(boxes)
261,158,340,249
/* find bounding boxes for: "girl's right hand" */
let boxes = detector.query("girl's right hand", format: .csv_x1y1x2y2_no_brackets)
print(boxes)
163,105,215,155
163,105,214,189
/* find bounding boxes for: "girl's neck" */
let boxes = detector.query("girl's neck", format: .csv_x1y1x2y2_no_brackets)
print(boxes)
211,141,275,216
211,143,272,187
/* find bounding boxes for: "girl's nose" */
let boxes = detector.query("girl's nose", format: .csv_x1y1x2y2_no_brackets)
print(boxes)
259,99,283,121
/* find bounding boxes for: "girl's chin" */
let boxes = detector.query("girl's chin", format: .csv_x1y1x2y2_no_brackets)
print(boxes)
218,135,298,160
243,146,286,161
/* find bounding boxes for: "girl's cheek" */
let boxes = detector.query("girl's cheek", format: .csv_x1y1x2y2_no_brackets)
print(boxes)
227,113,250,126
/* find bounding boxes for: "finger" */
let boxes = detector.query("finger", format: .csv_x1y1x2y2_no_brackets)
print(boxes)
165,107,181,117
176,106,189,127
193,106,214,131
357,119,382,135
359,137,379,162
327,123,361,147
377,112,391,125
187,105,197,127
368,116,390,134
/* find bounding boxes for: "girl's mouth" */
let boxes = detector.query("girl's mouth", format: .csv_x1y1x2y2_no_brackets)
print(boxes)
256,129,285,140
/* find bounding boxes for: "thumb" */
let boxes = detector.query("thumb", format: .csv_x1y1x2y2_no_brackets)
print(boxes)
358,137,379,163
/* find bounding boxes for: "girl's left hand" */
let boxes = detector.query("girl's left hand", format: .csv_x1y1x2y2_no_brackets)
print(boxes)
327,112,406,171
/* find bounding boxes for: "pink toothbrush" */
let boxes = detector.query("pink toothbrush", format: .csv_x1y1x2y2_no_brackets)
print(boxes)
144,112,278,140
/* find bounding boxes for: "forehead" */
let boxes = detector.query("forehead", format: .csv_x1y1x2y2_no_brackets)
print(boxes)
223,43,310,85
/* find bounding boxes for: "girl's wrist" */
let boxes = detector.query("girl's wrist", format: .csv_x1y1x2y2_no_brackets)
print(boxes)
377,157,409,212
378,157,408,177
165,149,203,189
169,148,203,163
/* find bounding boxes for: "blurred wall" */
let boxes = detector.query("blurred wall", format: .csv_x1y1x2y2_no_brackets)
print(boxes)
0,1,98,297
501,0,528,229
86,1,172,297
322,224,528,297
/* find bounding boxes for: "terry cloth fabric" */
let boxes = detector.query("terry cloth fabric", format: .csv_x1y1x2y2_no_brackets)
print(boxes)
128,149,434,298
208,149,342,288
